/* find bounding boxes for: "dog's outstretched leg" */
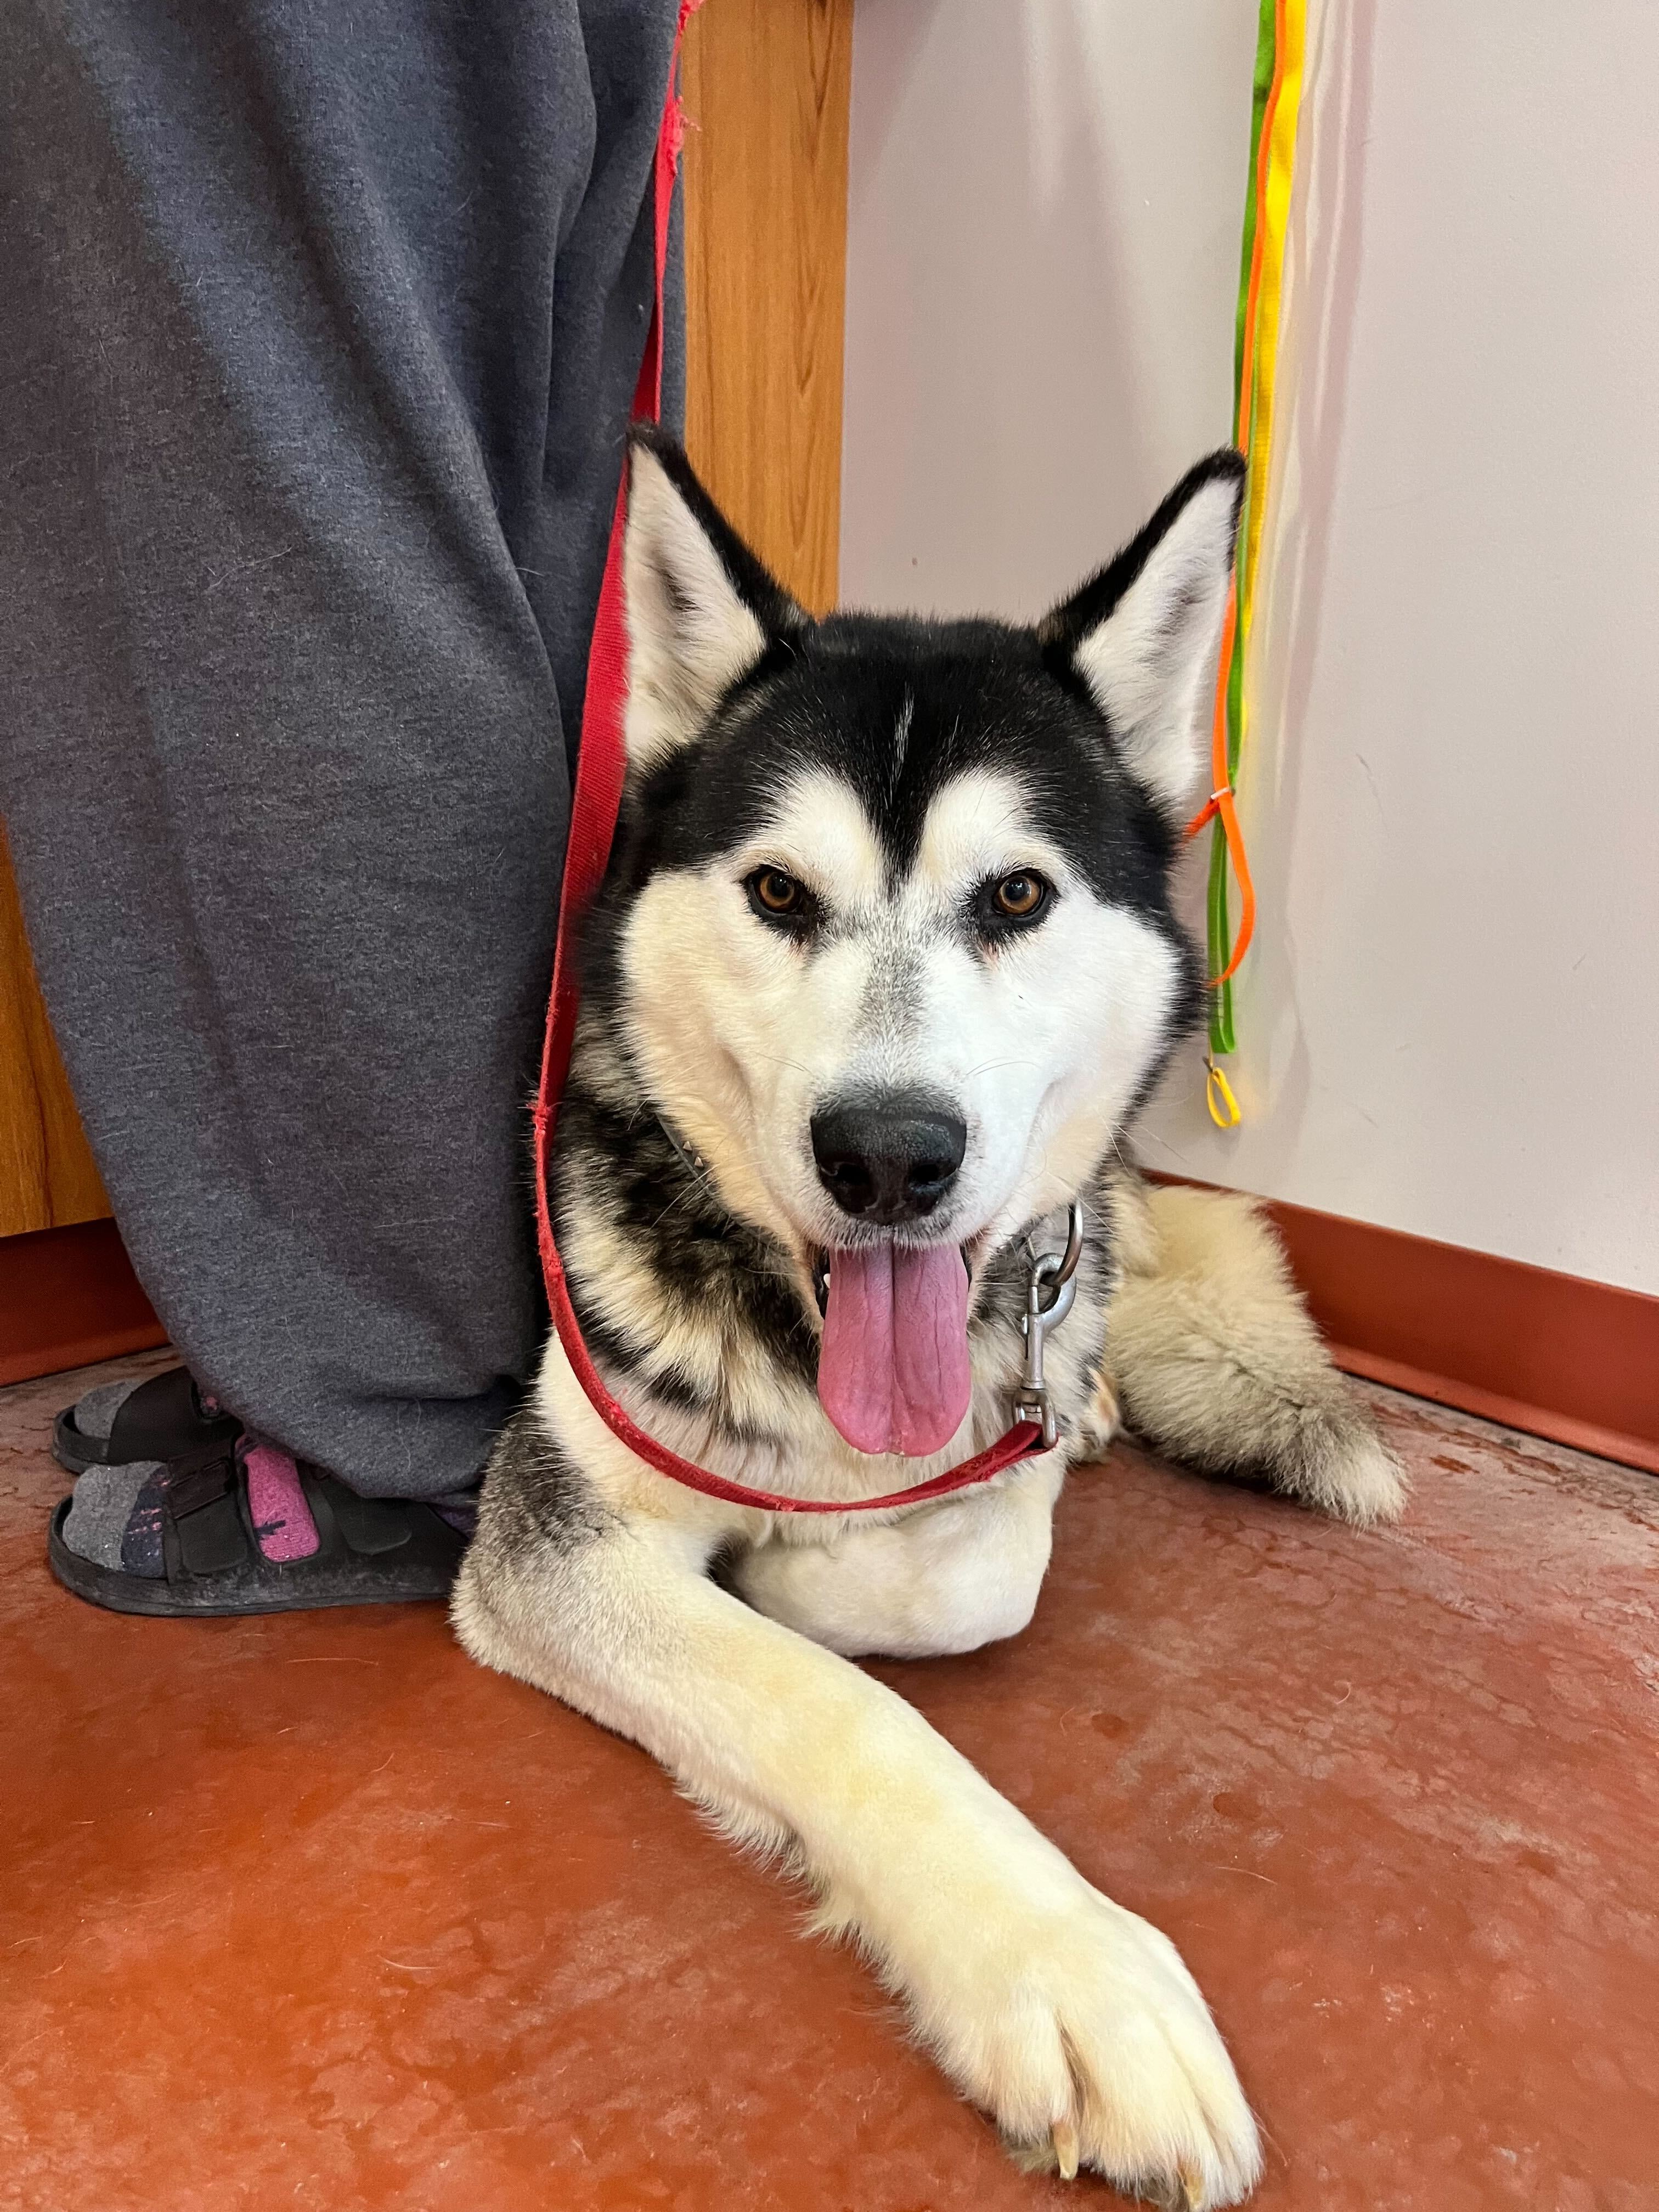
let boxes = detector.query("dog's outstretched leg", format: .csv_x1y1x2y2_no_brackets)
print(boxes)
1093,1179,1407,1526
455,1402,1262,2207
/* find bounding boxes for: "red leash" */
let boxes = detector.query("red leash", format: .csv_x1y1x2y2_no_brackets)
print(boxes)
531,9,1046,1514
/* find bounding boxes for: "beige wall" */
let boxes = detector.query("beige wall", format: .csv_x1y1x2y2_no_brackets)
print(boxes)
841,0,1659,1296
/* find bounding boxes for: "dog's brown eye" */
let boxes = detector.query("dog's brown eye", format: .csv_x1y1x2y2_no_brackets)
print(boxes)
748,867,804,917
994,871,1048,919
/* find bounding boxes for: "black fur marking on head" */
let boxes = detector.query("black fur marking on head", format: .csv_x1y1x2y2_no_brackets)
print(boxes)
614,620,1184,925
575,595,1210,1107
589,439,1228,997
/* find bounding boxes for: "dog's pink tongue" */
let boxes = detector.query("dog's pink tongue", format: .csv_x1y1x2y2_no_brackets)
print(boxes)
818,1244,972,1457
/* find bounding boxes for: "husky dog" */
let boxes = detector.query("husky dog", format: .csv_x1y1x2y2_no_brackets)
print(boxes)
455,431,1404,2205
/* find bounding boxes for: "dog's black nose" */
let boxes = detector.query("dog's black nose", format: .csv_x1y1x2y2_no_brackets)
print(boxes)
810,1092,967,1223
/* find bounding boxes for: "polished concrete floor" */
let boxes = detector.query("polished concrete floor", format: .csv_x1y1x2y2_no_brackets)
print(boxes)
3,1347,1655,2211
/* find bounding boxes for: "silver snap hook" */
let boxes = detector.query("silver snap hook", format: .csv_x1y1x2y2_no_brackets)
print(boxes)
1011,1201,1085,1448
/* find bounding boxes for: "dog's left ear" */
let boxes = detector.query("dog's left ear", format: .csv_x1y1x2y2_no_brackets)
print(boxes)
1039,450,1245,819
623,428,804,769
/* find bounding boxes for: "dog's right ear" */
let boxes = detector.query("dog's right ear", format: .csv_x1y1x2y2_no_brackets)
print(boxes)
622,430,804,768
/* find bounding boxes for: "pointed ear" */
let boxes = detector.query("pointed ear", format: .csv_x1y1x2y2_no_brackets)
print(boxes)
1039,450,1245,818
622,428,804,768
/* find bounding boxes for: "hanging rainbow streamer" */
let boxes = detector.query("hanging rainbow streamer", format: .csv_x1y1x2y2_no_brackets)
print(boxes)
1202,0,1306,1088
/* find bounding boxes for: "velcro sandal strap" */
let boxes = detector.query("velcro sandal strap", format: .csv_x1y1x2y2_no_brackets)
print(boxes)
165,1449,237,1522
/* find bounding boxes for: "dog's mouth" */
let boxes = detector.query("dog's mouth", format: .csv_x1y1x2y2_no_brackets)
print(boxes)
808,1240,976,1460
809,1240,977,1315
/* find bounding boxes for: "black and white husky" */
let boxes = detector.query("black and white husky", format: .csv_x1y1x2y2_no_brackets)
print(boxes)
455,431,1404,2205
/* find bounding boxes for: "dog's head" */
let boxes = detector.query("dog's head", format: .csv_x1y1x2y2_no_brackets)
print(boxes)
592,430,1241,1457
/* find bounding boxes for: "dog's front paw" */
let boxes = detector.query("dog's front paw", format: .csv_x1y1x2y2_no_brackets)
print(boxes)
917,1883,1260,2206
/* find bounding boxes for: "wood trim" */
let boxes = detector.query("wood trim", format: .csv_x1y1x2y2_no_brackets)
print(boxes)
0,1219,167,1388
0,823,110,1239
1152,1174,1659,1477
680,0,853,611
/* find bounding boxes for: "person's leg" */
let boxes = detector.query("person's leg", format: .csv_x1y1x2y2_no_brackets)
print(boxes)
0,4,682,1528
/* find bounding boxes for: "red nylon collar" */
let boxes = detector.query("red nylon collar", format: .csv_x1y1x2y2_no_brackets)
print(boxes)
531,12,1046,1514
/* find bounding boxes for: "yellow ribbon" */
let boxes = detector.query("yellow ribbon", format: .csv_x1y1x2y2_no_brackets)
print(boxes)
1205,1057,1243,1130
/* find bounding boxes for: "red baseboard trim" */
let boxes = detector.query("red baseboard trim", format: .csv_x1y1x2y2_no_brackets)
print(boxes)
0,1218,167,1387
1150,1174,1659,1477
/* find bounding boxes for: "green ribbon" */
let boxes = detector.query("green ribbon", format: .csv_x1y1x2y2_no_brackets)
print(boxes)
1207,0,1277,1058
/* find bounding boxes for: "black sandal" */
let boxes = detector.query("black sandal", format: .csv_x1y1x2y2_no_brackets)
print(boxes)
53,1364,241,1477
50,1365,467,1616
48,1446,467,1618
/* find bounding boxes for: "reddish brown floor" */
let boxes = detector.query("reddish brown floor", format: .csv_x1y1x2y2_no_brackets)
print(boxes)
3,1350,1656,2212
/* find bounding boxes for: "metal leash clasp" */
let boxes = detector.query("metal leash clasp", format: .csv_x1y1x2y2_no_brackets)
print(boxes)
1011,1201,1085,1449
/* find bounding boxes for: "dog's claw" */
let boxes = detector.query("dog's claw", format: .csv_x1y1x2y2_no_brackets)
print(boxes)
1142,2170,1206,2212
1051,2118,1080,2181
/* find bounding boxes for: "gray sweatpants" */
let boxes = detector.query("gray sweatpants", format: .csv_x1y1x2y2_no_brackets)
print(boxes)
0,1,684,1497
